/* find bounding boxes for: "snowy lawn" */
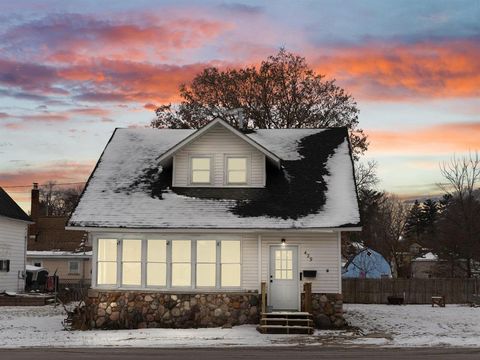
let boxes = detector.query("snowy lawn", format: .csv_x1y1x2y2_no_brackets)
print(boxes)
1,304,480,348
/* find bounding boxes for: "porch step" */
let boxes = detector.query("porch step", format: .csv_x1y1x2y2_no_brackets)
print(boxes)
258,311,314,335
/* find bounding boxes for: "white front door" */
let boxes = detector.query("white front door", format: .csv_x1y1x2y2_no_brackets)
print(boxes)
269,246,299,310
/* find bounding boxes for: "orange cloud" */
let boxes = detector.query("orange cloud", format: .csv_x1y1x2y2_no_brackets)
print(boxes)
312,39,480,100
368,121,480,154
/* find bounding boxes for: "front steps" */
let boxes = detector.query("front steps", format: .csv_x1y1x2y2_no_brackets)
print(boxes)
257,312,314,334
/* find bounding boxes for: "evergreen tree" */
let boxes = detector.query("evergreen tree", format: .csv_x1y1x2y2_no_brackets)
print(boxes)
404,200,423,243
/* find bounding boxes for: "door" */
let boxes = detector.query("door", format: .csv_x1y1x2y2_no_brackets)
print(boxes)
269,246,299,310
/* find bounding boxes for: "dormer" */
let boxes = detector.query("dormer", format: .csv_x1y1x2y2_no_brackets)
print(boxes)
157,119,280,188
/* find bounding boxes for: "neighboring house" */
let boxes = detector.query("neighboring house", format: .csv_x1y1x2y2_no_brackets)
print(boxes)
27,184,91,285
343,247,392,279
67,119,361,329
0,187,31,293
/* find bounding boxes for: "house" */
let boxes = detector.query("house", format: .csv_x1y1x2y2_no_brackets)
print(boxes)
0,187,31,293
27,183,91,285
343,247,392,279
67,119,361,329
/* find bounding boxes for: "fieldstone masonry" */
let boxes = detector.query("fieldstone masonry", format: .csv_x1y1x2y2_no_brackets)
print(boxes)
78,290,261,330
302,293,345,329
73,290,345,330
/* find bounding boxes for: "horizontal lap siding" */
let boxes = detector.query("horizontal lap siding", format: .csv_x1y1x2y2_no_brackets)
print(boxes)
241,235,258,290
0,217,27,292
260,234,341,294
173,124,265,187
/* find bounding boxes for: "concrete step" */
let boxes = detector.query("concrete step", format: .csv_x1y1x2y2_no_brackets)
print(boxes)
257,324,314,335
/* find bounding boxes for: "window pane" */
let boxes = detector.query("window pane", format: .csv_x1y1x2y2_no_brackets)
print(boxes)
172,264,191,286
98,239,117,261
147,263,166,286
192,170,210,183
192,157,210,170
172,240,191,262
197,240,216,262
221,264,241,287
197,264,216,287
221,241,240,263
228,158,246,170
123,239,142,261
122,262,141,285
97,262,117,285
147,240,166,262
228,171,246,183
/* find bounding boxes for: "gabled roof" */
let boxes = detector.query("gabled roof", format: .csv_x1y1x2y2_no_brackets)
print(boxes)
68,124,361,230
156,118,281,166
0,187,31,222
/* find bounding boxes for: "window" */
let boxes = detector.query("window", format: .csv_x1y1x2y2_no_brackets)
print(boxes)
274,249,293,280
0,260,10,272
33,261,42,267
221,241,241,287
172,240,191,287
191,157,211,184
97,239,117,285
69,261,80,275
226,157,247,184
122,239,142,286
196,240,216,287
147,239,167,287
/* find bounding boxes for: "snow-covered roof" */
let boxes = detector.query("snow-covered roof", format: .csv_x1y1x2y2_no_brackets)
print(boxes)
27,250,92,258
413,252,438,262
68,124,360,230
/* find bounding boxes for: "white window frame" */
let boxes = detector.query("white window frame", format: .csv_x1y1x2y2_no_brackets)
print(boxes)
92,235,242,291
68,260,80,275
189,154,213,185
224,155,250,186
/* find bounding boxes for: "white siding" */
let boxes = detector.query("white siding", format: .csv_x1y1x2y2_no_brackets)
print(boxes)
260,233,341,294
173,124,266,187
0,216,27,292
241,234,259,290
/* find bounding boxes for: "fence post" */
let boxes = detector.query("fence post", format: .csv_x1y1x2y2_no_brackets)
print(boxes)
261,282,266,314
304,282,312,313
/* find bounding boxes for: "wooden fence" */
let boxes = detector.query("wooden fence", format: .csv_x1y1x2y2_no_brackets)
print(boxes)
342,278,480,304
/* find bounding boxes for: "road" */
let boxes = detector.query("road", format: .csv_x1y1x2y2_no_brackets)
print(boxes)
1,347,480,359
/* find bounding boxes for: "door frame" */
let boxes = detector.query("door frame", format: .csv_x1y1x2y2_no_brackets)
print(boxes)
267,244,300,311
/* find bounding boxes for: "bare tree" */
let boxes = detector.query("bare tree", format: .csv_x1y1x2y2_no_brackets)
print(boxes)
355,160,379,193
436,152,480,277
39,182,84,217
151,49,367,159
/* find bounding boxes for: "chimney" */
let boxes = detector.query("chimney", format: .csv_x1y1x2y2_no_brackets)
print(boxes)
31,182,39,220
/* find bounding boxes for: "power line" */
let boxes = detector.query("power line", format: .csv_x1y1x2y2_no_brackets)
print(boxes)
1,182,86,189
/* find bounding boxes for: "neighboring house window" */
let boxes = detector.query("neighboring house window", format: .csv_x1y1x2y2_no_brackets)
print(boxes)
68,261,80,275
221,241,241,287
0,260,10,272
196,240,216,287
190,157,212,184
97,239,117,285
147,239,167,287
122,239,142,286
171,240,191,287
226,157,248,184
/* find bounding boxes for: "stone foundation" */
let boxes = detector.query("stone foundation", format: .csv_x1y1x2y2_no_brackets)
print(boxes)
302,293,345,329
78,289,261,330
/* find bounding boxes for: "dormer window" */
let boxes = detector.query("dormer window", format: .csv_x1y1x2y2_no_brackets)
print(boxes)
190,156,212,185
226,156,248,184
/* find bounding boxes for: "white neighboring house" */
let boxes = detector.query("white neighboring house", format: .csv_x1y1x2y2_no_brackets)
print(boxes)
67,119,361,329
0,187,32,293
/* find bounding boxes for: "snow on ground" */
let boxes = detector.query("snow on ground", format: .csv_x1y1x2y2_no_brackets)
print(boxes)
1,304,480,348
344,304,480,347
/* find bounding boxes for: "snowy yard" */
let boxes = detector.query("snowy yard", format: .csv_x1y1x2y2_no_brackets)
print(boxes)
0,304,479,348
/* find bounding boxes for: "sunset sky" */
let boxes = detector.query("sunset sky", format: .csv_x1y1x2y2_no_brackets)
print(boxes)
0,0,479,211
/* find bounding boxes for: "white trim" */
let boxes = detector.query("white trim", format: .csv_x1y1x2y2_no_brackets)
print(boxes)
67,226,362,233
257,234,262,292
156,118,281,166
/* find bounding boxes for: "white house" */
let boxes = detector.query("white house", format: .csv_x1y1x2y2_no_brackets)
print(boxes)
67,119,361,330
0,187,31,293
